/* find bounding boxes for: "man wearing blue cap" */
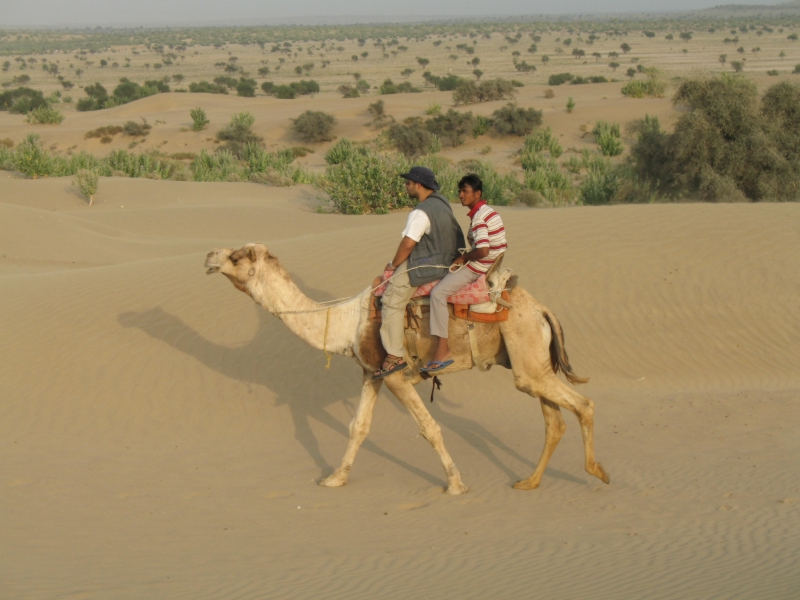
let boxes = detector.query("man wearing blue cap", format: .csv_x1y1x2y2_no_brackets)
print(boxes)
373,166,465,379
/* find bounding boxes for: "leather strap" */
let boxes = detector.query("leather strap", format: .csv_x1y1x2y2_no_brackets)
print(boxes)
467,320,490,372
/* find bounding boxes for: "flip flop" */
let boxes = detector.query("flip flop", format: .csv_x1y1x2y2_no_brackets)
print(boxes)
420,359,454,373
372,358,408,379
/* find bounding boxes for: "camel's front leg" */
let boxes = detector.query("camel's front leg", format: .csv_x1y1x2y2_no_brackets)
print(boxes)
383,374,468,495
319,370,382,488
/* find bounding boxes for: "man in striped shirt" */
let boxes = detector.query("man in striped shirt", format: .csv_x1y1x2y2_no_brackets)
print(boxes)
422,174,508,372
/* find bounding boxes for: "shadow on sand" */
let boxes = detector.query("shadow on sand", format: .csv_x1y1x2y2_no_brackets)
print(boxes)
119,290,587,489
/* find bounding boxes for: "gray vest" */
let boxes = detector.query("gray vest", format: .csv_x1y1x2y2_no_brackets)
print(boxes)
407,192,466,287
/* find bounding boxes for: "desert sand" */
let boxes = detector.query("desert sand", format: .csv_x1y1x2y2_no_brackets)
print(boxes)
2,22,800,597
1,170,799,598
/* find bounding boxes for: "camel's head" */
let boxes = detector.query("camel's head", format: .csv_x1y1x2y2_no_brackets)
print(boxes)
205,243,271,293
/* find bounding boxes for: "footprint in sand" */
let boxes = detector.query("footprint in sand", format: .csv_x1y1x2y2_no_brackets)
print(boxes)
719,505,736,511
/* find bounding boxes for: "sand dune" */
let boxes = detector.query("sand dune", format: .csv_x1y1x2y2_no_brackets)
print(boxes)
1,176,799,598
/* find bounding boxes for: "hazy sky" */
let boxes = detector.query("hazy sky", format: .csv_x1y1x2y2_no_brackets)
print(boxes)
1,0,788,28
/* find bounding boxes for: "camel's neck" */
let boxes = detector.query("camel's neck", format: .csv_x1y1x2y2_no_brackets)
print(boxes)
248,264,360,355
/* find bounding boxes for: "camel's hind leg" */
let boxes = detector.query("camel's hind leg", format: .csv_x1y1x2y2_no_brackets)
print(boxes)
319,370,382,488
514,375,610,488
383,374,468,495
513,399,566,490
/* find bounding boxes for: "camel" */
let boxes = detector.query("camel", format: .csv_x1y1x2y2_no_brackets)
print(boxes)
205,243,610,495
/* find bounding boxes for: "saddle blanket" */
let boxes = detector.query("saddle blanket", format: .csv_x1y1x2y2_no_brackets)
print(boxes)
373,267,490,305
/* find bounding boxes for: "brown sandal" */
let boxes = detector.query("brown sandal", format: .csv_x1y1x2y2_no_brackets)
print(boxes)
372,356,408,379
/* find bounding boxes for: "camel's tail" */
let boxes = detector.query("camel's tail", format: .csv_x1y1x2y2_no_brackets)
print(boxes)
542,308,589,385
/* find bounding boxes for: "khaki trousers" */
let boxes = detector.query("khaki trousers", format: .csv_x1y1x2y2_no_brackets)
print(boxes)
429,266,481,338
379,261,417,358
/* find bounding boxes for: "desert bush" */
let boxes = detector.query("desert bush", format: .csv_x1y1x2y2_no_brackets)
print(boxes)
548,73,574,86
473,115,492,137
236,78,256,97
492,103,543,136
571,75,608,84
123,119,151,137
190,107,209,131
74,169,98,205
426,102,442,116
523,158,573,204
566,97,575,113
290,80,320,95
25,105,64,124
379,79,420,94
452,78,516,105
794,64,800,74
387,119,436,157
189,81,229,94
621,68,666,98
273,85,297,99
593,121,624,156
322,147,413,214
579,157,622,205
544,88,555,99
85,125,123,140
76,82,108,111
426,109,476,146
338,84,360,98
522,127,562,158
424,74,464,91
629,75,800,201
12,134,56,178
216,112,262,157
0,87,47,113
324,138,357,164
292,110,335,143
192,149,243,182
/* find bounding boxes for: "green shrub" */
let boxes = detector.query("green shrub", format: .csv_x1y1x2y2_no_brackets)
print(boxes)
523,158,573,204
379,79,420,94
452,78,516,105
571,75,608,84
592,121,624,156
190,107,209,131
325,138,357,164
192,149,243,182
579,157,621,205
322,147,412,214
629,75,800,201
426,102,442,116
14,134,56,178
767,70,779,76
273,85,297,99
74,169,98,205
216,112,262,157
25,105,64,124
492,103,543,136
387,119,436,157
292,110,335,143
473,115,492,137
236,78,256,97
794,64,800,74
566,97,575,113
523,127,562,158
548,73,574,86
426,109,475,146
338,84,360,98
261,81,276,95
621,68,666,98
189,81,229,94
0,87,47,113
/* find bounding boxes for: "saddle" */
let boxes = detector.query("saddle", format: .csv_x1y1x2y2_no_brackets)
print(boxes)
369,254,516,325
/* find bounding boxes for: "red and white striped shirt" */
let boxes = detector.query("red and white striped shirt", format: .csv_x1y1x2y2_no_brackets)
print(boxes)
466,200,507,274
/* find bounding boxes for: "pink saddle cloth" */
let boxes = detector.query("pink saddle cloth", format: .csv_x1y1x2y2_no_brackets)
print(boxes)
373,268,490,305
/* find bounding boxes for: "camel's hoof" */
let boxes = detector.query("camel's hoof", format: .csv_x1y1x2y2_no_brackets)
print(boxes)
318,474,347,488
445,481,468,495
512,479,540,491
589,462,611,484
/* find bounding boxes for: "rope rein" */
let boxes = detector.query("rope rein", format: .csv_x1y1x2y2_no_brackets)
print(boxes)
272,263,463,316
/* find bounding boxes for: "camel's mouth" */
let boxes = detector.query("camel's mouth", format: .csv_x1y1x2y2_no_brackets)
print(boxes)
204,248,231,274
